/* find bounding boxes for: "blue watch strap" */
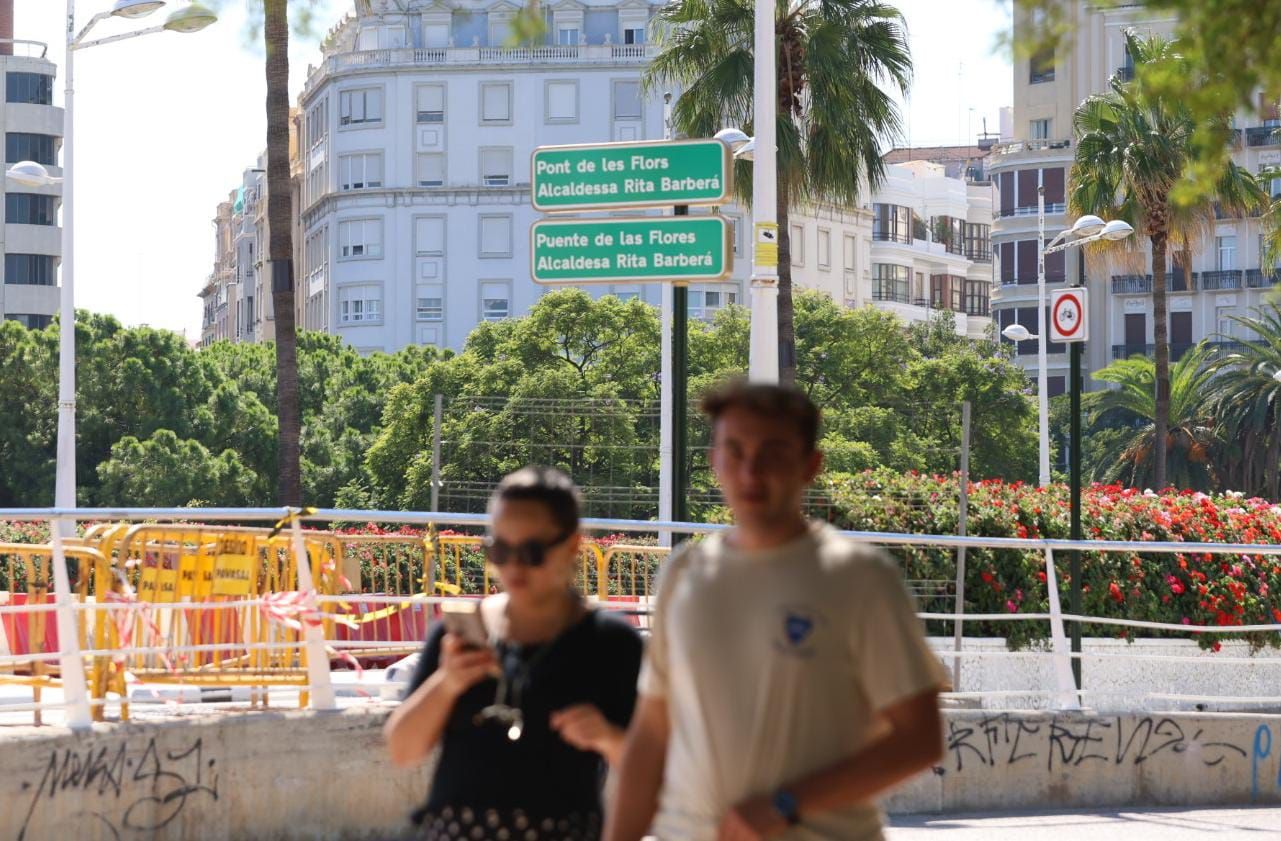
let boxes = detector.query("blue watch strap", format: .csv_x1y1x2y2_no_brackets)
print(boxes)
772,789,801,826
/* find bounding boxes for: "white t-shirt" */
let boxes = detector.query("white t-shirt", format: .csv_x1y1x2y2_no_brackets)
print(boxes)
639,523,946,841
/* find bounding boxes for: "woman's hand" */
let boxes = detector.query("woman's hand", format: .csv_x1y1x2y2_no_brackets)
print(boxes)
551,703,626,763
437,633,498,698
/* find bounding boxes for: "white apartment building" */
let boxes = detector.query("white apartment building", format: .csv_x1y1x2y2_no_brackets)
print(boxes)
202,0,993,352
993,2,1281,396
0,37,62,331
199,162,275,347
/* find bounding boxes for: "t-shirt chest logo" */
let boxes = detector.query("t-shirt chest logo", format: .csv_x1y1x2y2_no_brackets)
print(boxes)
774,605,826,657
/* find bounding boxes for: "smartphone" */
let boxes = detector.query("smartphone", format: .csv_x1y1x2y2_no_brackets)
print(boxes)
441,601,490,649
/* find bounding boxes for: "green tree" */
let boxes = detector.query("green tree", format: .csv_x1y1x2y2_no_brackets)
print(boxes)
1207,302,1281,498
1069,29,1266,490
646,0,911,383
1083,343,1221,490
97,430,259,508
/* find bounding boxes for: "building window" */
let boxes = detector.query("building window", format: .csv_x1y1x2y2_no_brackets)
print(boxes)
817,228,832,269
872,203,911,244
623,27,645,45
965,223,991,261
1217,235,1236,270
304,225,328,302
931,274,965,311
479,214,513,258
480,82,513,124
306,99,328,148
873,264,910,303
416,216,446,255
4,253,56,285
6,133,55,165
1030,47,1055,84
480,147,513,187
932,215,966,255
417,153,445,187
790,224,805,266
416,85,445,123
338,284,382,324
545,80,579,123
338,218,383,259
338,88,383,126
5,313,52,329
481,281,511,321
557,27,580,45
1030,118,1051,140
416,284,444,321
5,193,56,226
6,72,52,105
338,153,383,190
964,279,990,316
843,234,857,269
613,81,642,120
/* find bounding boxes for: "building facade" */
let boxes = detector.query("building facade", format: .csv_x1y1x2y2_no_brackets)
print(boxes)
0,38,61,330
202,0,993,351
993,2,1281,396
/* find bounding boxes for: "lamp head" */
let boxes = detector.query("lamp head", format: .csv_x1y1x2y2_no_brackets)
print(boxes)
1069,214,1106,238
163,3,218,33
1101,219,1135,241
112,0,165,18
714,127,752,157
6,161,58,187
1002,324,1035,342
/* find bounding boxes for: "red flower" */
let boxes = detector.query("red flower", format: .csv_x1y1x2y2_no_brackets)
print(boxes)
980,571,994,584
1108,581,1124,603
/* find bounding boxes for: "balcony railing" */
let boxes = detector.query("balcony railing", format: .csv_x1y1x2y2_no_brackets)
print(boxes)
1200,269,1243,290
996,202,1067,218
1112,274,1152,293
1246,268,1281,288
1112,340,1251,361
1246,126,1281,147
1169,267,1197,292
966,249,993,263
305,44,658,92
989,139,1072,157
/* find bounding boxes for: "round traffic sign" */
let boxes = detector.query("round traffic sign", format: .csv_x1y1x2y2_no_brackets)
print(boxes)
1052,292,1084,340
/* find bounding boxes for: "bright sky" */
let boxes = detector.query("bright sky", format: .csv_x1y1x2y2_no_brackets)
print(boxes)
15,0,1011,341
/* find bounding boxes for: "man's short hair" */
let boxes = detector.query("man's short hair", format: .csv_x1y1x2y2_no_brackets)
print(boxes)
700,380,821,453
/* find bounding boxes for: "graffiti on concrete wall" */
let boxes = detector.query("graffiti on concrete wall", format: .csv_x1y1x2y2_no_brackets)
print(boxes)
944,714,1247,771
17,735,218,841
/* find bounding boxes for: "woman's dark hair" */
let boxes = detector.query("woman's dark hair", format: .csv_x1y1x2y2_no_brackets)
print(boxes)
488,465,582,535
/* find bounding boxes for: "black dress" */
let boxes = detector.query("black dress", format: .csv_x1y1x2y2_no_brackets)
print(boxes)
403,609,643,841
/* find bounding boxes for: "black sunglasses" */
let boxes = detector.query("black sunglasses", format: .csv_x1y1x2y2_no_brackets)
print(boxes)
482,529,574,568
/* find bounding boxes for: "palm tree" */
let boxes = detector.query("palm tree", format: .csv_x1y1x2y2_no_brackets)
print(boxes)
1208,303,1281,498
1085,343,1221,491
1069,29,1266,491
646,0,911,384
264,0,302,505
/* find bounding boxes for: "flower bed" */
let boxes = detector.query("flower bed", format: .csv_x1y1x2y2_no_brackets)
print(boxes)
824,469,1281,650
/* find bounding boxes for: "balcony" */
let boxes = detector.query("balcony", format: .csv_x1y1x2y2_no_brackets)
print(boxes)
1169,267,1197,292
1246,126,1281,147
305,44,658,93
1112,342,1196,361
996,202,1067,219
966,248,992,263
1246,268,1281,288
1200,269,1243,291
1112,274,1152,294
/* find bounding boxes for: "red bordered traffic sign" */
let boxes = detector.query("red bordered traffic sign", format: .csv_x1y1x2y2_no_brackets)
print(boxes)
1050,287,1088,343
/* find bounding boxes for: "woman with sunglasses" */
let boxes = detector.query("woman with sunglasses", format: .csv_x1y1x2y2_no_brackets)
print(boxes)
386,466,643,841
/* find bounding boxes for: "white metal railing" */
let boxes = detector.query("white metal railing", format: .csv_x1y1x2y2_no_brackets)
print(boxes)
305,44,657,93
3,507,1281,728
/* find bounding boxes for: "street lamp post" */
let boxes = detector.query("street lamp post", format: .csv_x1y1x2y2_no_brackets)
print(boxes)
6,0,216,729
748,0,778,383
1009,215,1132,691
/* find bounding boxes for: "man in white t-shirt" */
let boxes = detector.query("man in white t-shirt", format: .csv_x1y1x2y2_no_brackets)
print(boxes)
604,382,945,841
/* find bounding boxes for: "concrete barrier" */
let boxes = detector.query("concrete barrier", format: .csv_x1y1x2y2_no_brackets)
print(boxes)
3,707,1280,839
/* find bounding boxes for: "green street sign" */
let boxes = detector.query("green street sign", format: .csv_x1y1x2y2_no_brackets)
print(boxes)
530,216,733,285
531,139,734,212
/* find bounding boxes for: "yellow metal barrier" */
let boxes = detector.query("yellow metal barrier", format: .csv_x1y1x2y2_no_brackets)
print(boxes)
0,542,104,725
600,543,669,599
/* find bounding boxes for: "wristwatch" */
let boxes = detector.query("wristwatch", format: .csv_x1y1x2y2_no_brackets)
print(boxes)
772,789,801,827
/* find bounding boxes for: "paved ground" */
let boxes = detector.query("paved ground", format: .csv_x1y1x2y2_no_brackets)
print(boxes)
885,807,1281,839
